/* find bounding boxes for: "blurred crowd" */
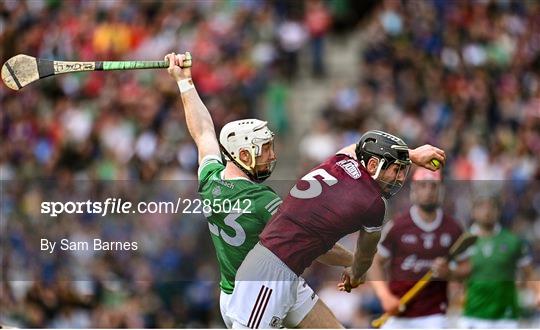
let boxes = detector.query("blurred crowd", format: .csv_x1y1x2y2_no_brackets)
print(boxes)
301,0,540,182
298,0,540,326
1,0,539,328
0,0,360,327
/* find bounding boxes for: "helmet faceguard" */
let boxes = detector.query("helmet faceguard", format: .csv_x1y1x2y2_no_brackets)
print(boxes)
372,153,411,199
219,119,276,183
356,130,412,198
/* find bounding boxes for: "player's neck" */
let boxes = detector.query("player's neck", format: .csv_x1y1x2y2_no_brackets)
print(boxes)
416,207,437,223
223,162,251,181
476,223,497,237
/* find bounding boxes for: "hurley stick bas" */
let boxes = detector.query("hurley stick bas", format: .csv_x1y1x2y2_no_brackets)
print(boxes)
1,53,192,91
371,232,478,328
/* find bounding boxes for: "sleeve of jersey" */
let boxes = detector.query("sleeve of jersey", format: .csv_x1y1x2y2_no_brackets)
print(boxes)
197,155,224,185
253,189,282,223
361,197,385,234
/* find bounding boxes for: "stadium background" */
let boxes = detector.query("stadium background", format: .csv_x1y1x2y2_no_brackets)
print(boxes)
1,0,539,327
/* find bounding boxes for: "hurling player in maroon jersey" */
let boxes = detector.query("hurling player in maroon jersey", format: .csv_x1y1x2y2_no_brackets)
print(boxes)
226,130,445,328
368,168,471,328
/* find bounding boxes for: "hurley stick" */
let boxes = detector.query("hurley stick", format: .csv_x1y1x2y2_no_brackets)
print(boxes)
1,52,192,91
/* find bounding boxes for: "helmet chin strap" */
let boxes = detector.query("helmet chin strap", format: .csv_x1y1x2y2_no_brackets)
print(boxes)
235,149,257,174
361,157,387,181
371,158,386,180
219,143,263,182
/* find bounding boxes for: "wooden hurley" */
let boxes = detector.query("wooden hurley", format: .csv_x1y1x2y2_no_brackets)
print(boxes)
1,53,192,91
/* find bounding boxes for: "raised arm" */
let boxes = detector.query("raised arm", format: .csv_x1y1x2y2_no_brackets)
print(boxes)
337,143,446,172
408,144,446,171
165,52,220,163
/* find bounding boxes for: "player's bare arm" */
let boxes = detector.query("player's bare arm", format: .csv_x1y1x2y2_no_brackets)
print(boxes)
367,253,400,313
337,143,445,172
316,243,354,267
165,52,220,163
352,229,381,278
338,230,381,292
408,145,446,171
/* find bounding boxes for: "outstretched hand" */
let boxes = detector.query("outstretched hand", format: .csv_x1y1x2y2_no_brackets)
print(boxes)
337,267,365,293
165,52,192,82
409,144,446,171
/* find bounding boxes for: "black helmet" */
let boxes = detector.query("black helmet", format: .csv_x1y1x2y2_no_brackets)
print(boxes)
355,130,411,198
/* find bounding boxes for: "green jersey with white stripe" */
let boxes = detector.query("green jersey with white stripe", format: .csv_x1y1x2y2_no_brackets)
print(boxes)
197,155,281,294
464,225,532,320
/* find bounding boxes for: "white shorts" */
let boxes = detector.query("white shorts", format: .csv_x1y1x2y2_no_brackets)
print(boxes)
226,243,319,329
382,313,447,329
220,291,233,328
458,316,518,329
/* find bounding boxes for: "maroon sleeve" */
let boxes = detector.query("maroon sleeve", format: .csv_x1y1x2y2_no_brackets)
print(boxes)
360,197,385,233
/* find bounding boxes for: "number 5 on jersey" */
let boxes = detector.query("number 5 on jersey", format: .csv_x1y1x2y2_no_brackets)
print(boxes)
290,168,338,199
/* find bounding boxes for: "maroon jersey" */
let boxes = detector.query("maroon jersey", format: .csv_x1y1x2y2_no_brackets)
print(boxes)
378,206,464,317
260,153,385,275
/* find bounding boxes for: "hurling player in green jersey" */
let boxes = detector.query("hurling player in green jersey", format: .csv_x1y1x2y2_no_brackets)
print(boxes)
459,194,540,328
165,52,354,328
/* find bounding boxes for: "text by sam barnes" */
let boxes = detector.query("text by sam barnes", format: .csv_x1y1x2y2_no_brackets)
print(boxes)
41,238,138,253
